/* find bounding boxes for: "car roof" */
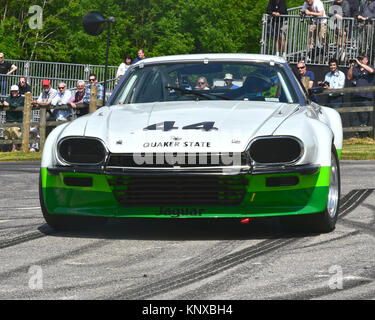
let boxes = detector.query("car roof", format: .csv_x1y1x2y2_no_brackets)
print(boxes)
133,53,286,65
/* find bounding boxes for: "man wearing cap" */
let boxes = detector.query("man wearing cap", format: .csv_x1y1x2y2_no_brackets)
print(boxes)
32,79,57,120
224,74,239,89
2,85,24,151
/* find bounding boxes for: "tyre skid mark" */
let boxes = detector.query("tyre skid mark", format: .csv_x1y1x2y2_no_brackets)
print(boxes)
110,238,297,300
0,222,44,231
0,225,51,249
338,189,374,218
0,240,111,282
107,188,373,299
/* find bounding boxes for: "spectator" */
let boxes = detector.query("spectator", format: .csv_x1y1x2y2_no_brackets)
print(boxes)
318,58,345,108
29,126,40,152
296,61,316,90
18,76,31,97
2,85,24,152
83,73,104,105
330,0,351,62
348,0,360,17
223,73,239,89
357,0,375,55
32,79,57,111
347,0,360,40
357,0,375,21
194,77,210,90
132,48,146,64
67,80,86,117
347,54,375,135
301,0,327,60
51,82,72,121
267,0,288,59
116,55,132,85
0,53,17,98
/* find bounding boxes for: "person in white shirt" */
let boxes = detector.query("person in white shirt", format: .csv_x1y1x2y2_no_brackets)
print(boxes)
51,82,72,120
115,55,132,85
318,58,345,108
301,0,327,52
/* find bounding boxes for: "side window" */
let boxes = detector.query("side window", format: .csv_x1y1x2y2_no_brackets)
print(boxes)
135,71,164,103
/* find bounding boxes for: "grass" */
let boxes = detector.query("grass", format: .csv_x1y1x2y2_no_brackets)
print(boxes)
342,137,375,160
0,138,375,162
0,151,42,162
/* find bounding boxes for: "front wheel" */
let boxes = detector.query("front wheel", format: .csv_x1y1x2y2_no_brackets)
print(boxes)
309,145,340,232
281,146,340,233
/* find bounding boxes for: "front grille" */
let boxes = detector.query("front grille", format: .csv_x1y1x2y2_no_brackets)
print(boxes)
107,175,248,206
106,153,248,168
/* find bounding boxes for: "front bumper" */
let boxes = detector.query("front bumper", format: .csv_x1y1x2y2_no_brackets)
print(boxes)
41,164,329,218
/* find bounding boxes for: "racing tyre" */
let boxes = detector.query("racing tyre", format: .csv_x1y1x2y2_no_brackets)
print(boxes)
39,172,108,231
281,146,340,233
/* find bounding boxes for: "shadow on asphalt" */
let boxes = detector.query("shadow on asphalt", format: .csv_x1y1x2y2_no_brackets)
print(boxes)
38,217,318,241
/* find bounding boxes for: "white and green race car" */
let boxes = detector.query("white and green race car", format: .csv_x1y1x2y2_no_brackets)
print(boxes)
40,54,342,232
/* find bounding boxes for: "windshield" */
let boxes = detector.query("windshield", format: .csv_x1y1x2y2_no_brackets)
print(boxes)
112,61,298,104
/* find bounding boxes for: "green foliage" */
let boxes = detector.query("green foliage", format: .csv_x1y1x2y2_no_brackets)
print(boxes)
0,0,305,65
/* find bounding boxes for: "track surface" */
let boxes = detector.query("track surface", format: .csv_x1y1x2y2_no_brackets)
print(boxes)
0,161,374,300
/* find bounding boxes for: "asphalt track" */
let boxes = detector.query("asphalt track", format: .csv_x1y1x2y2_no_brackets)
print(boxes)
0,161,374,301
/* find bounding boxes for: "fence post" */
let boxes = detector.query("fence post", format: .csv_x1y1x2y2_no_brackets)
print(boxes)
373,100,375,139
39,104,47,152
89,84,98,113
21,92,32,152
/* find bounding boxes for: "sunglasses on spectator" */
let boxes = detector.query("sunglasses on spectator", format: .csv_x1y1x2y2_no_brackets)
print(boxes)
89,78,96,82
58,86,65,89
198,81,205,85
297,66,306,69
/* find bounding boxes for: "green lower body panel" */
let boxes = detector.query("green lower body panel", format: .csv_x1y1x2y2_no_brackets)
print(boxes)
41,166,330,218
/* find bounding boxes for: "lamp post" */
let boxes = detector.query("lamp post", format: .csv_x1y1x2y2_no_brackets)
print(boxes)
83,11,115,106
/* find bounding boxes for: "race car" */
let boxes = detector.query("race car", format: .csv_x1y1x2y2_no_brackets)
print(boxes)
40,53,342,232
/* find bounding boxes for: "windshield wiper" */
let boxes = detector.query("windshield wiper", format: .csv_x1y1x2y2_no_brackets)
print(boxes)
166,86,231,100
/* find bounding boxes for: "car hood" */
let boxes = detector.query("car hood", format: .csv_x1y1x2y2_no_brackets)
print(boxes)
61,101,301,153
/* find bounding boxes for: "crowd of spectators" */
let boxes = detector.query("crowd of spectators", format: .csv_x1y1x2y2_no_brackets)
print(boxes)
0,69,106,151
297,53,374,137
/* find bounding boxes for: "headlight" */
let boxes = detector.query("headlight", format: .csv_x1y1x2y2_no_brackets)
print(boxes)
58,137,107,165
248,136,303,164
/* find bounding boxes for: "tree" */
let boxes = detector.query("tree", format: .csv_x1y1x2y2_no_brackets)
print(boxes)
0,0,306,65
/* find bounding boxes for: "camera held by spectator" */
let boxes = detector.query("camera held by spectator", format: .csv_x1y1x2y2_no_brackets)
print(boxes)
318,81,330,87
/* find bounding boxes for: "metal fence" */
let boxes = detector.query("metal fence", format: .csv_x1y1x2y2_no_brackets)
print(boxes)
0,59,118,129
261,14,375,67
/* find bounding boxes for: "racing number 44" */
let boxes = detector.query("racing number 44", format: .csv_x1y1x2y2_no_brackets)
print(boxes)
144,121,218,131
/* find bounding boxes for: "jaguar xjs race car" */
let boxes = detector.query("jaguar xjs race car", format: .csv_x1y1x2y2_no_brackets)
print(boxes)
40,53,342,232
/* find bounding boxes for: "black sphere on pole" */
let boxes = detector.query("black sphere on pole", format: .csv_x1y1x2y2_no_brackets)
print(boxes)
82,12,115,106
